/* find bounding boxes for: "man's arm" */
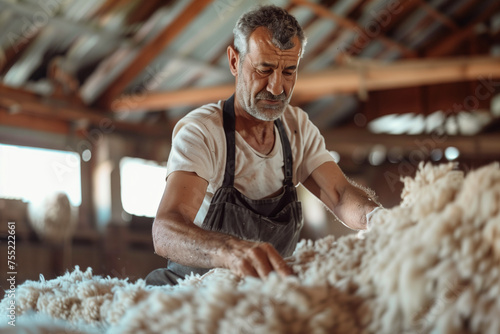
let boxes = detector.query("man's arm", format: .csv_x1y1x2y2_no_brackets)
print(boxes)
152,171,293,278
302,161,380,230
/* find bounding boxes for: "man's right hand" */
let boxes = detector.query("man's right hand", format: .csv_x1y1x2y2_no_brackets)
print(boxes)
222,238,294,279
154,171,294,280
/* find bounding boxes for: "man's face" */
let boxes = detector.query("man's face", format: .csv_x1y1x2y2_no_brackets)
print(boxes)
235,27,302,121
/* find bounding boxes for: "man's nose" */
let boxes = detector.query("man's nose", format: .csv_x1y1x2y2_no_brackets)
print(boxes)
266,72,284,96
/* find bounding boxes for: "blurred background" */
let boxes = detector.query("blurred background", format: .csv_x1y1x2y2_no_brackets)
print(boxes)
0,0,499,288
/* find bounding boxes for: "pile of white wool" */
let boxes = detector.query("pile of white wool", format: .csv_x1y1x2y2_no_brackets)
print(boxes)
2,162,499,333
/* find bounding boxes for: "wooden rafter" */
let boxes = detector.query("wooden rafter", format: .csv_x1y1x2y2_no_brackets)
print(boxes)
185,3,298,90
111,56,500,112
416,0,459,31
426,0,500,56
0,85,168,136
0,109,70,135
112,84,233,112
322,126,500,159
0,29,42,75
344,0,370,21
292,0,416,57
369,0,422,58
301,29,343,68
448,0,482,21
301,0,367,68
90,0,122,18
94,0,213,108
293,1,320,31
397,0,459,55
124,0,165,26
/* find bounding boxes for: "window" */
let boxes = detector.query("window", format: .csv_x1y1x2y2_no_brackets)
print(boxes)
0,144,81,206
120,157,166,217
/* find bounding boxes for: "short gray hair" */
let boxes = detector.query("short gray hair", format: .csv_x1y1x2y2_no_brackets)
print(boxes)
233,5,307,60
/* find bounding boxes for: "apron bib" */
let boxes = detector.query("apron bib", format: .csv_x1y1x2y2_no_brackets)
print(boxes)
166,95,304,278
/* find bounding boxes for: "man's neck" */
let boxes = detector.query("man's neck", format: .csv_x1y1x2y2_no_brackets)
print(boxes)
234,104,275,155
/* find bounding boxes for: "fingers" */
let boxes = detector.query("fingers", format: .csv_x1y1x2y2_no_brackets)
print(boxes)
237,258,260,278
263,244,294,278
240,243,294,279
225,238,295,280
246,245,274,278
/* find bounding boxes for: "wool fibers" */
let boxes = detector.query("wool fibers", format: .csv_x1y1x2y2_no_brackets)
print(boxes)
2,162,499,333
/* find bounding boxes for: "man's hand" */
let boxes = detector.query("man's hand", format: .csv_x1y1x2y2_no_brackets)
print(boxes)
222,238,294,279
154,172,294,279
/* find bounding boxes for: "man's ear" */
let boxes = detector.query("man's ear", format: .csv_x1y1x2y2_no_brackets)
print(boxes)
227,45,239,77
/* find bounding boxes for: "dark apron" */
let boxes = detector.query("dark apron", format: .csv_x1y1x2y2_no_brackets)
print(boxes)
146,95,303,286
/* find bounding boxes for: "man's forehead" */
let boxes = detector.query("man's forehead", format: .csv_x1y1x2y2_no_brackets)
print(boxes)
247,27,302,62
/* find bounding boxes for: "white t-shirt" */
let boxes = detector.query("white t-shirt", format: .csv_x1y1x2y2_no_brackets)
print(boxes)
166,100,334,226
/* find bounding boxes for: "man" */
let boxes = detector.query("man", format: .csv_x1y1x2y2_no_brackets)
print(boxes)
146,5,381,286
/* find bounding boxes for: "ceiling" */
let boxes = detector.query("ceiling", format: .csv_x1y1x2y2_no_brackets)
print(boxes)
1,0,500,137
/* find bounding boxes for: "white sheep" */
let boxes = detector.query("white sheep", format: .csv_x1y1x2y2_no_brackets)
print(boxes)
27,192,77,244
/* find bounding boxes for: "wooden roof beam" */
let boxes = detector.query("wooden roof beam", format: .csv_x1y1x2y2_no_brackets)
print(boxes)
0,85,168,136
201,3,298,81
426,0,500,57
301,0,367,68
111,55,500,111
416,0,459,31
90,0,123,19
291,0,416,57
94,0,213,109
124,0,165,26
0,30,41,75
0,109,70,135
322,126,500,159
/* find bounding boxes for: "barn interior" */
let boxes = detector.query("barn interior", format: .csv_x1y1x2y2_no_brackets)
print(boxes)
0,0,499,309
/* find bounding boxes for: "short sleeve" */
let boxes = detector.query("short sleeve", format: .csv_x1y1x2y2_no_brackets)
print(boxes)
292,108,335,183
166,115,219,183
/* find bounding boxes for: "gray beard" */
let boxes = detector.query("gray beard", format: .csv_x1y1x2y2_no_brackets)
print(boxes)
245,101,286,121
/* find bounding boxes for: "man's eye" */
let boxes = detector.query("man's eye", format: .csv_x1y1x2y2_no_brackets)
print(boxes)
259,69,272,74
283,72,293,76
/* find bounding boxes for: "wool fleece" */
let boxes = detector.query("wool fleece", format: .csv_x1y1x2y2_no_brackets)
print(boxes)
2,162,499,334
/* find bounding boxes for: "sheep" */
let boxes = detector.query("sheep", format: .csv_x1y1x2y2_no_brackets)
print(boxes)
1,162,499,334
27,192,77,244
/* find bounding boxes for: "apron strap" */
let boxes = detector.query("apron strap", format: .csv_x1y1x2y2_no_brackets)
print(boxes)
222,94,294,188
275,118,294,187
222,95,237,187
